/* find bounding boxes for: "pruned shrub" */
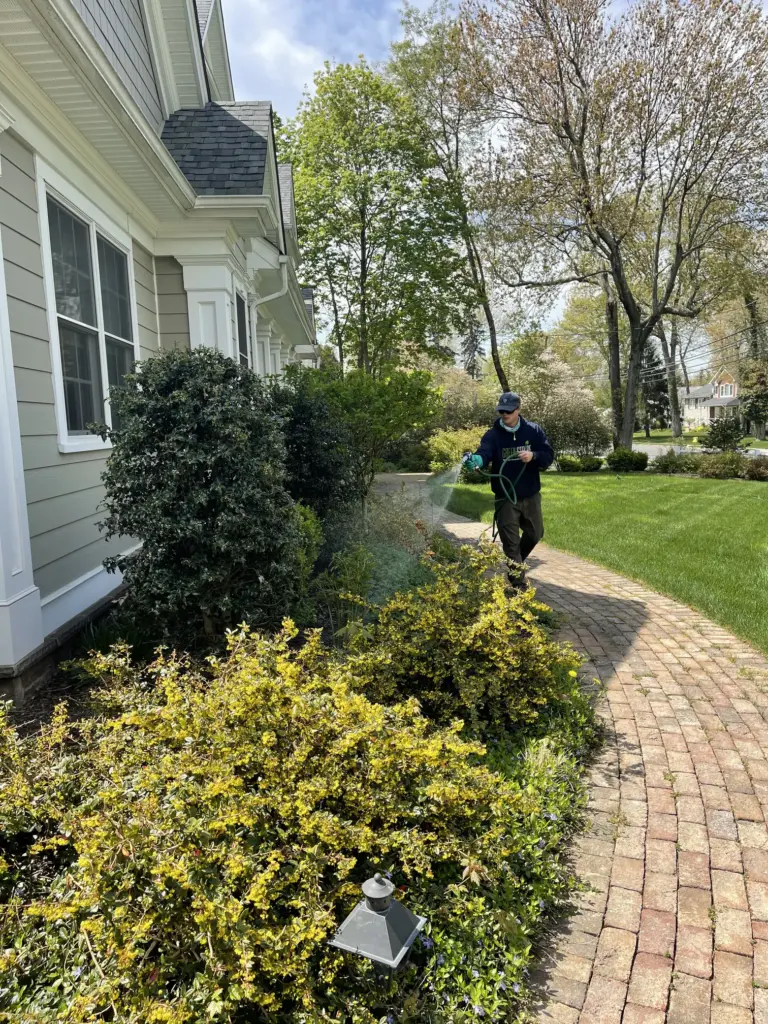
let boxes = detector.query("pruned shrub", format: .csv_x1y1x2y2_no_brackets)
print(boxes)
96,348,306,646
579,455,602,472
652,448,684,474
557,454,582,473
0,624,591,1023
605,447,648,472
345,543,584,733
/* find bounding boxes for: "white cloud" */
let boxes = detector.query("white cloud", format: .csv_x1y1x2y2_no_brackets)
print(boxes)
220,0,426,116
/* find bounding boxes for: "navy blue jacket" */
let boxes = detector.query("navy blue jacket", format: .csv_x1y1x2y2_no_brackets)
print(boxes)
475,417,554,501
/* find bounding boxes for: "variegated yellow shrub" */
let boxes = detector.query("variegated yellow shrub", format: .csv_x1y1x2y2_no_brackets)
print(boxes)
344,542,583,733
0,615,591,1024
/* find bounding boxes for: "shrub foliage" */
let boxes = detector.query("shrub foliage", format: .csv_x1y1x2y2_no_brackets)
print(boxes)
270,365,357,518
0,591,593,1023
700,417,748,452
96,348,305,644
605,447,649,472
346,544,584,732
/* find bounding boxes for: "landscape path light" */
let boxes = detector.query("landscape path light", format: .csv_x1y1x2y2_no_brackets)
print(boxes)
328,872,427,976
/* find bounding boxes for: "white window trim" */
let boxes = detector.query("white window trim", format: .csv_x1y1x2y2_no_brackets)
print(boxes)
35,159,141,454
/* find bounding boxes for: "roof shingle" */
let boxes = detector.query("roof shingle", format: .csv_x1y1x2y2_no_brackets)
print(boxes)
162,102,271,196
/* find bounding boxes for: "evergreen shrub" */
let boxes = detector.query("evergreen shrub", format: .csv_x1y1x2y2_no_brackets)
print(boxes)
605,448,649,472
95,348,307,646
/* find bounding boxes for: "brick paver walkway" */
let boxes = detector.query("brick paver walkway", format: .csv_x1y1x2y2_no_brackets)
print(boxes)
377,475,768,1023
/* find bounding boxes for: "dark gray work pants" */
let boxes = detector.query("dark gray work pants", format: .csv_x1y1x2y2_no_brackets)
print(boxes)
495,492,544,572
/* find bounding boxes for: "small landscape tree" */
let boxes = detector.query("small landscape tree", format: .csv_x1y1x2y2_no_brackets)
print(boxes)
96,348,304,645
700,417,748,453
322,368,441,497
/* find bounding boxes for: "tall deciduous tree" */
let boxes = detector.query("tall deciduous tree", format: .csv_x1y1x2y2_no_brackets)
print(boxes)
391,1,508,388
288,59,472,375
462,0,768,447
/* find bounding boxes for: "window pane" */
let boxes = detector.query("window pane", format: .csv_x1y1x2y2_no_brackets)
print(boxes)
236,294,248,366
58,321,103,433
106,337,134,431
98,237,133,342
47,198,96,327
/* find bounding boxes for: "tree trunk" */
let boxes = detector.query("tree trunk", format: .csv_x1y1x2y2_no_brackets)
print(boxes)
358,221,369,372
657,319,683,438
461,215,509,392
619,325,646,448
744,291,764,359
602,273,623,448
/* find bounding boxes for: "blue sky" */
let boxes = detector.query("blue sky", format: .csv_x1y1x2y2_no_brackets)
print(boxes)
221,0,419,118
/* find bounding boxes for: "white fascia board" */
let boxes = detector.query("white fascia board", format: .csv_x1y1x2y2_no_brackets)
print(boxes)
19,0,196,212
0,80,158,249
183,0,209,102
212,0,234,101
139,0,180,117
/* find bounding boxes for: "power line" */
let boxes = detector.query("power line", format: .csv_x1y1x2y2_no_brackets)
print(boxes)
563,317,767,388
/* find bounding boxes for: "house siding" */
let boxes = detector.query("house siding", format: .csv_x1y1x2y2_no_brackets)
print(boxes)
133,243,159,360
68,0,164,130
0,131,126,602
155,256,191,350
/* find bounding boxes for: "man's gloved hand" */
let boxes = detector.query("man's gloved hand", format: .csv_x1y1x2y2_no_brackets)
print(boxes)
463,453,484,470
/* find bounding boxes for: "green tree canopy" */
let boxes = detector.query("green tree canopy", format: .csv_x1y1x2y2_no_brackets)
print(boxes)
288,58,473,375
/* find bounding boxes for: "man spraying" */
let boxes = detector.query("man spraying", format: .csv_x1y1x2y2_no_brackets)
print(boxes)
463,392,554,589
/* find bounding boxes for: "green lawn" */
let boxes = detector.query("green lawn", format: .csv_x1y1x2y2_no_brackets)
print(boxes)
633,429,763,448
435,474,768,655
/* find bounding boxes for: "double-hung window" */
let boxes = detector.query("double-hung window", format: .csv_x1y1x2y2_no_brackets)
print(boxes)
46,196,135,437
236,293,249,367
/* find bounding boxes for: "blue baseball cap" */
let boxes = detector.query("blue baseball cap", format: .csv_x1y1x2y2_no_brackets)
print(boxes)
497,392,521,413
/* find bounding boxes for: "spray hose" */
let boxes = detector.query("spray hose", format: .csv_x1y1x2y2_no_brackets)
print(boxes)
463,453,530,543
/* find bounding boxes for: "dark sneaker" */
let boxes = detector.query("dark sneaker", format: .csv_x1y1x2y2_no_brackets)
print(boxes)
507,571,528,592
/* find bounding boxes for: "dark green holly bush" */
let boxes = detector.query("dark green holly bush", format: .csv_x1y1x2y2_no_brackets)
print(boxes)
578,455,602,472
557,455,582,473
605,447,648,472
270,365,358,518
96,348,307,645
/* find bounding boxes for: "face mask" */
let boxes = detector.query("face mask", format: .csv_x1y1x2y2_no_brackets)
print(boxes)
499,417,521,433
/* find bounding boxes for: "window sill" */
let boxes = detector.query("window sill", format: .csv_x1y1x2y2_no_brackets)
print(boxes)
57,437,112,455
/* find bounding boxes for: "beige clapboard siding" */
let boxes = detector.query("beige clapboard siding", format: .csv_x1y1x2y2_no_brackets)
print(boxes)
155,256,191,350
133,242,159,360
0,131,125,599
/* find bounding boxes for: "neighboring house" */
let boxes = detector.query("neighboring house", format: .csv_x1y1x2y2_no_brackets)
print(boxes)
0,0,318,698
679,370,740,428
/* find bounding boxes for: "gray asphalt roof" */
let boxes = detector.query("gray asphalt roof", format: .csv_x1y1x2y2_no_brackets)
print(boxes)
162,102,271,196
680,384,714,399
278,165,295,232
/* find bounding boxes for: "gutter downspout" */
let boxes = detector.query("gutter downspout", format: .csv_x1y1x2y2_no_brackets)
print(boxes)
256,255,289,306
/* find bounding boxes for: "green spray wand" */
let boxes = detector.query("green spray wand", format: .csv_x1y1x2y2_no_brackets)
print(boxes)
461,450,529,505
